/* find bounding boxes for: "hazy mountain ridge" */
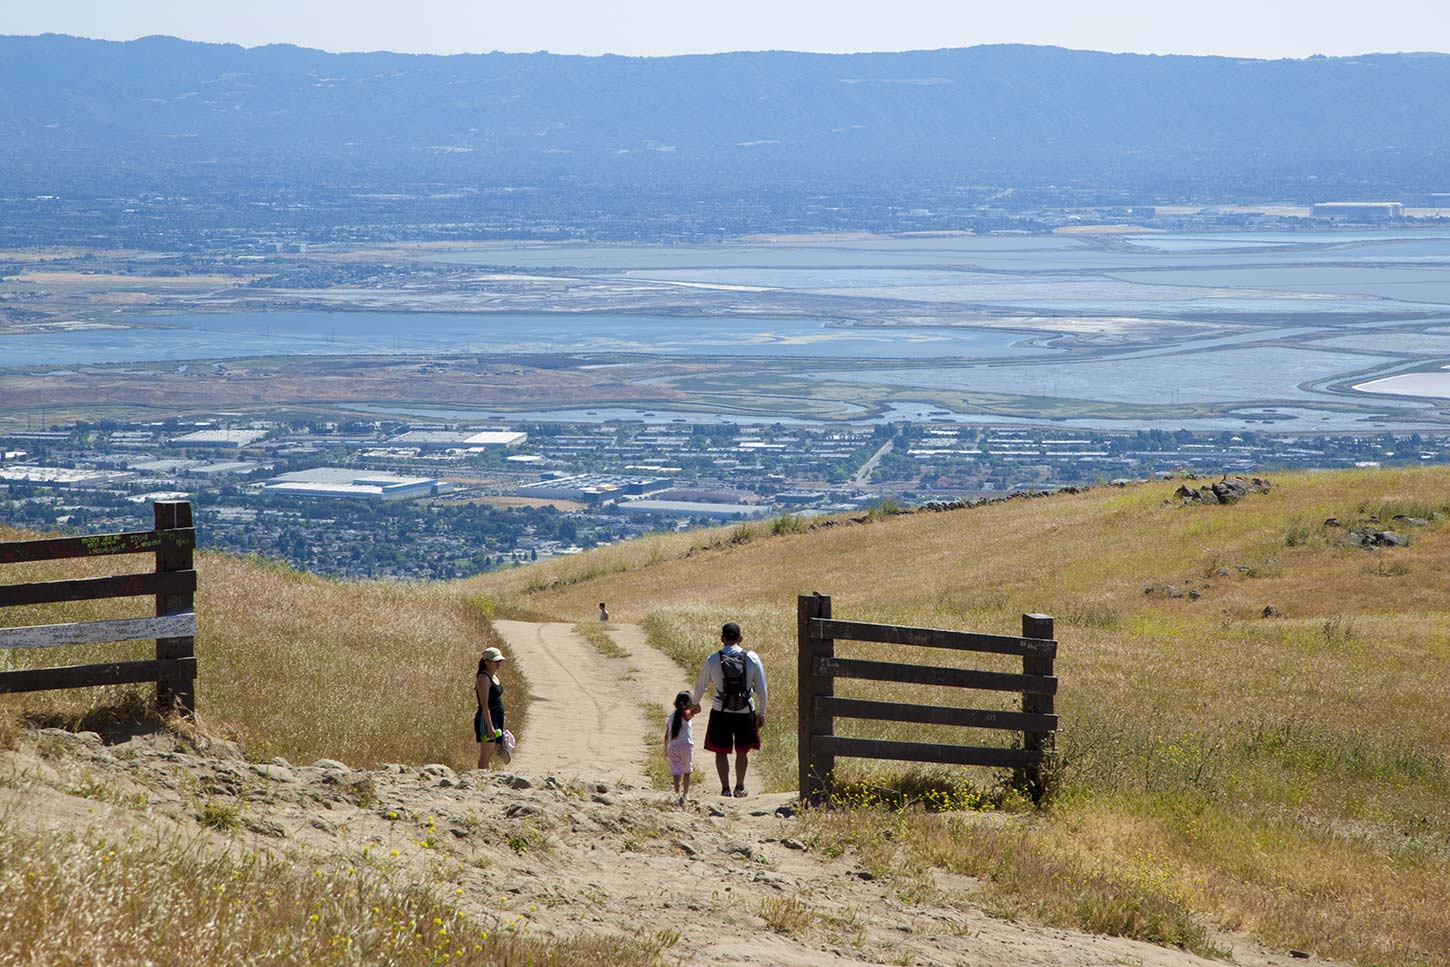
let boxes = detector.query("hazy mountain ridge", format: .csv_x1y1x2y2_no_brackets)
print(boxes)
3,34,1450,197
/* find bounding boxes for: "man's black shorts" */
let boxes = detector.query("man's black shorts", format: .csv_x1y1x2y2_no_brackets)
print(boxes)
704,709,761,754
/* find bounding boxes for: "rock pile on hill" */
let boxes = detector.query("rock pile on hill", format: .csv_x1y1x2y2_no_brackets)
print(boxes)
1175,476,1273,505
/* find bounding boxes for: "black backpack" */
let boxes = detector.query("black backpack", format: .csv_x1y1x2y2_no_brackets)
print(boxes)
719,649,751,711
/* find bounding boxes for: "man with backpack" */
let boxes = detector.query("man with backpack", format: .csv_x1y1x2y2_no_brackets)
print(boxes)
691,621,768,798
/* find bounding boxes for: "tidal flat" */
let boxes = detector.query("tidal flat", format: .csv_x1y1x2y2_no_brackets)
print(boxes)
7,228,1450,430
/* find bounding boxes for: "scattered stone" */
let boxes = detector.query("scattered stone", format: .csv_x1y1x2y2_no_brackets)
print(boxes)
421,764,457,781
545,776,562,789
774,804,797,819
1374,530,1409,547
39,727,101,746
592,814,624,833
591,793,617,806
1323,517,1342,527
1290,952,1310,960
501,881,528,894
677,841,701,857
267,756,292,768
1188,589,1202,600
244,818,286,837
311,759,349,771
450,827,469,839
308,816,337,833
1236,564,1253,574
707,804,726,818
749,808,770,817
854,870,876,881
720,840,753,858
1177,476,1272,506
438,777,456,788
781,838,806,850
251,764,296,783
1262,605,1281,618
594,782,610,794
753,871,790,889
506,802,546,819
338,775,376,805
501,774,533,790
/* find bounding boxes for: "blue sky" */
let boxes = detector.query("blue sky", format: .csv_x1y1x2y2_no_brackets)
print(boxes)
1,0,1447,58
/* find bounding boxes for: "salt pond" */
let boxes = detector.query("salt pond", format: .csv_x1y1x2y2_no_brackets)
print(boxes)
1356,369,1450,400
0,310,1043,367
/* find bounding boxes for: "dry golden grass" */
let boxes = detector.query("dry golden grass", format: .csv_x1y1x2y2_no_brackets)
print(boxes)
461,466,1450,965
0,535,523,771
0,817,676,967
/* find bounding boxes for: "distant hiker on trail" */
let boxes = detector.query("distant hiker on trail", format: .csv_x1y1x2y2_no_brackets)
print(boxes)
691,621,767,798
475,646,511,770
663,689,696,806
598,602,609,622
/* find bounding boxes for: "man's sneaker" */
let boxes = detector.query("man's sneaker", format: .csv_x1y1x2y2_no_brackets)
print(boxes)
721,787,733,798
733,785,748,798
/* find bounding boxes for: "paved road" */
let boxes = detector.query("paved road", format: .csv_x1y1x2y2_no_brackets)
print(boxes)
853,438,894,485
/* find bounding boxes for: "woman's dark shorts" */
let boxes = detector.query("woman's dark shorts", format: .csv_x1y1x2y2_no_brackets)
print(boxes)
704,709,761,754
474,708,505,744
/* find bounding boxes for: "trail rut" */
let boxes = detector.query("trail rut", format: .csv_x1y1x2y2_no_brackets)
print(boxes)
492,620,701,784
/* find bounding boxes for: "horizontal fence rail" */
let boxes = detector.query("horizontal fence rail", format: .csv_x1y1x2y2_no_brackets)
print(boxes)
0,528,195,566
815,736,1040,770
0,571,196,608
0,502,198,713
812,618,1057,658
799,594,1057,804
0,613,197,650
0,657,197,696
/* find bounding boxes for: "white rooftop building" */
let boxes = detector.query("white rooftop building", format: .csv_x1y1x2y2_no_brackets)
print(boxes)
170,428,268,448
389,429,526,450
262,468,438,502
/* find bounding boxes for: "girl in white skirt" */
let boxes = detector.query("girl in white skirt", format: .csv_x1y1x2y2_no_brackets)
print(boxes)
663,690,696,806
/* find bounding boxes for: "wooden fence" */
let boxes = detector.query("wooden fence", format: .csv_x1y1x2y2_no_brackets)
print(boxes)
797,593,1057,803
0,501,197,713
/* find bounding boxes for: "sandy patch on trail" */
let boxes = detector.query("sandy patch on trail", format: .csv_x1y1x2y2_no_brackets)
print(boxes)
493,621,703,785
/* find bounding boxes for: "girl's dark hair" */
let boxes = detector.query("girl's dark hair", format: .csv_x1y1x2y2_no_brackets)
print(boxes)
477,658,488,677
670,690,691,739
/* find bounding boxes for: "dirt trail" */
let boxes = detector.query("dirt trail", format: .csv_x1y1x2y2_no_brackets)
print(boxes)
605,622,709,764
493,620,698,785
1,728,1342,967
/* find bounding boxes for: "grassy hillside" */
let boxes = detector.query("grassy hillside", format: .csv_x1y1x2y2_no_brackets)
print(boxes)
0,537,519,771
464,467,1450,965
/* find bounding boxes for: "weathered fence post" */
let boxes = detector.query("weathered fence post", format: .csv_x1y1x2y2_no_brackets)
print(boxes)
797,593,834,804
154,501,196,716
1021,613,1055,802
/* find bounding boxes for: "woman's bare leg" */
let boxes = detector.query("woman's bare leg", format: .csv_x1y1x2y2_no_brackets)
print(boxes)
477,740,495,770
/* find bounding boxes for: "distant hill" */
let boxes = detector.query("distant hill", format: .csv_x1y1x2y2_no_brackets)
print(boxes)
2,34,1450,202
